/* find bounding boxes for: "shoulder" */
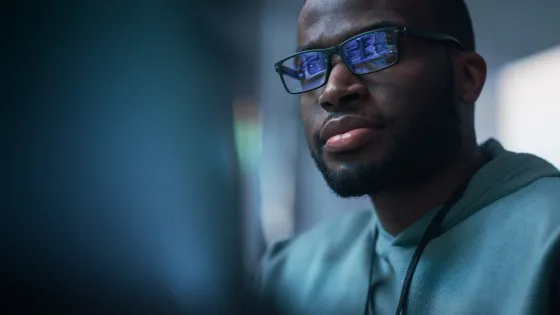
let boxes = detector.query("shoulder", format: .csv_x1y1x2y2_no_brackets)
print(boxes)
488,177,560,246
518,176,560,197
521,178,560,312
498,177,560,286
255,209,373,296
262,209,372,262
505,177,560,220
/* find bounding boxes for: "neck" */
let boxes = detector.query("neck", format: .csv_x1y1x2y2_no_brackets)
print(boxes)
369,145,487,236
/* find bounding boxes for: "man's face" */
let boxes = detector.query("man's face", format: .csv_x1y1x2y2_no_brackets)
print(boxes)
298,0,464,197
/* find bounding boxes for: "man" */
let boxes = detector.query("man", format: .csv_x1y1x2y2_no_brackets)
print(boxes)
255,0,560,314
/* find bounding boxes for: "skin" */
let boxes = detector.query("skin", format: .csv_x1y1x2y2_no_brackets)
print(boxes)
297,0,488,235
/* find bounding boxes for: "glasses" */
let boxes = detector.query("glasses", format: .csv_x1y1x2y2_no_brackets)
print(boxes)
274,26,464,94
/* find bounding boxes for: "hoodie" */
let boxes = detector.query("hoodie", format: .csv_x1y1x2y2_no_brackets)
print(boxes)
255,139,560,315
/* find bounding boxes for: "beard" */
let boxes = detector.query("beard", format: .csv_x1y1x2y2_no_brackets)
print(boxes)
310,58,463,198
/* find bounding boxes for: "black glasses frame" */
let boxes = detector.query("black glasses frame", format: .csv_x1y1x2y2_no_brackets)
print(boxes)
274,26,464,94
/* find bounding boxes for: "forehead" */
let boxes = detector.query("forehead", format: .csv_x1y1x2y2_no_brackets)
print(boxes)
297,0,435,49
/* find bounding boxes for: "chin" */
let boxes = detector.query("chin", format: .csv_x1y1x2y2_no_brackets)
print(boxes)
311,145,394,197
320,162,390,197
324,156,382,173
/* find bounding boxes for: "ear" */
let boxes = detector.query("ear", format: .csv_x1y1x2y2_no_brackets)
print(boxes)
455,52,487,104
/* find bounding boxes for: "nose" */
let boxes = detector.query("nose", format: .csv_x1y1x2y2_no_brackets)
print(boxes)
318,63,368,111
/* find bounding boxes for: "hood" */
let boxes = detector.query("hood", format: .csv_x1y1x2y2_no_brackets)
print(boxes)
385,138,560,247
443,138,560,231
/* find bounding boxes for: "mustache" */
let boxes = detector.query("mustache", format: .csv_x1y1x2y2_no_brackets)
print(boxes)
319,112,346,131
314,113,345,148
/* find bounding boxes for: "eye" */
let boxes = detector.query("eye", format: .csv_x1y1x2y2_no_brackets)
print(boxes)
298,52,328,78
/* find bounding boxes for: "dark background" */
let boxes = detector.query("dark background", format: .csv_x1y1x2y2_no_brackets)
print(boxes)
2,0,266,313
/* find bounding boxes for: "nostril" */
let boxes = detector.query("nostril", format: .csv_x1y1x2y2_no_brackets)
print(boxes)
320,92,362,110
320,100,335,109
339,93,361,105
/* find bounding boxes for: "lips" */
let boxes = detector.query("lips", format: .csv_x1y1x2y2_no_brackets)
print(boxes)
320,115,385,143
319,115,385,153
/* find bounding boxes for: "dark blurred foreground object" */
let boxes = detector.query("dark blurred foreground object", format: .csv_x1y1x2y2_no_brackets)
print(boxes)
1,0,276,314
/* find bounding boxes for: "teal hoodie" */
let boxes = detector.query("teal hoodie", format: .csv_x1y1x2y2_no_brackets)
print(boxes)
256,139,560,315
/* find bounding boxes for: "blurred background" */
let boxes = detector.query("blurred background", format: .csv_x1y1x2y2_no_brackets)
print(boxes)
2,0,559,313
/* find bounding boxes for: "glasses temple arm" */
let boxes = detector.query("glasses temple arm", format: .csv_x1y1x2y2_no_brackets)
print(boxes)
403,27,466,51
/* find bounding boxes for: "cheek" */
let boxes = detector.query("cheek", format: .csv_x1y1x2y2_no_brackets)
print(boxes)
299,95,324,146
363,75,407,118
363,58,440,117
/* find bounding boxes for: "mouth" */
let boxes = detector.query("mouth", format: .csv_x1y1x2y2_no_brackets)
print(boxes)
319,115,386,153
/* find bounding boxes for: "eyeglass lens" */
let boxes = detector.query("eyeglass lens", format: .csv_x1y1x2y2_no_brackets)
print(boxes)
279,30,398,93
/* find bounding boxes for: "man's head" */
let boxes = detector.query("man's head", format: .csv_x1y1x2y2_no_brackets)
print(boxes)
290,0,486,197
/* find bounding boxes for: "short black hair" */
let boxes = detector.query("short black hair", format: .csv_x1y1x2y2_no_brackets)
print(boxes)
432,0,476,51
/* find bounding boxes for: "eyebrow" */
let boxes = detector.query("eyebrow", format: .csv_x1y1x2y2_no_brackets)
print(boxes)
296,21,400,52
